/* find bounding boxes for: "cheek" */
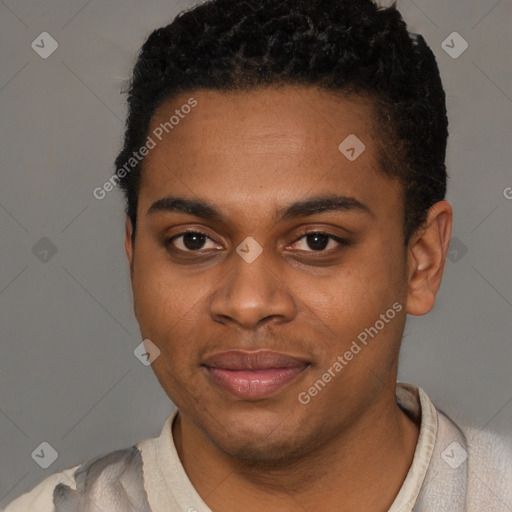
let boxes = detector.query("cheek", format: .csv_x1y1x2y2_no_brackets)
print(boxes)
307,258,403,316
131,260,205,391
298,243,407,353
131,243,197,338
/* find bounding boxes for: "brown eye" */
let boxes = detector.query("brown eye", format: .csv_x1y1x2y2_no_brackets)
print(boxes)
166,231,220,252
304,233,331,251
290,231,349,252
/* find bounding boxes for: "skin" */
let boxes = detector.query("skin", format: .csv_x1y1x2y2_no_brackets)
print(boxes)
124,86,452,512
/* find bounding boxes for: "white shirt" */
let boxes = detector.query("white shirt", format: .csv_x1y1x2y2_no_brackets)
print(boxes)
3,382,511,511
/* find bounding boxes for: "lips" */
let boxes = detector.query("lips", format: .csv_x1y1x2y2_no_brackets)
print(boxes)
202,350,309,400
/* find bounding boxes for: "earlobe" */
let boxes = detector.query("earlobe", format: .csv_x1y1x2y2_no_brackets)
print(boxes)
406,200,453,316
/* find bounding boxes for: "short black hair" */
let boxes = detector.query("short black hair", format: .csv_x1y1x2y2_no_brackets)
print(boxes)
115,0,448,244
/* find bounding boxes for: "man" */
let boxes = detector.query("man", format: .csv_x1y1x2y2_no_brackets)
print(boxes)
4,0,511,511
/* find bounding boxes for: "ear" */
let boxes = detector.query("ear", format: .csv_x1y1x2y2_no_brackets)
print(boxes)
124,216,135,281
406,200,453,316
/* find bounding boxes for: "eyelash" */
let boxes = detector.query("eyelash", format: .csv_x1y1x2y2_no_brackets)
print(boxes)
165,229,350,254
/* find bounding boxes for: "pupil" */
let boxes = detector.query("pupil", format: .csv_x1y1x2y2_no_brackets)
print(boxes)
184,233,206,250
307,233,329,251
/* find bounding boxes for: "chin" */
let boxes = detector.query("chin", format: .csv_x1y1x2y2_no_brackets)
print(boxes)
202,410,316,465
215,433,310,464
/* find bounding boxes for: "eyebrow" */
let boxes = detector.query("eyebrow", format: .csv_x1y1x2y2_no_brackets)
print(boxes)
146,194,374,223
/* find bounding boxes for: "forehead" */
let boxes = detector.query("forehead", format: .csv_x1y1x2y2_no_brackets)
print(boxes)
138,87,399,221
146,86,377,162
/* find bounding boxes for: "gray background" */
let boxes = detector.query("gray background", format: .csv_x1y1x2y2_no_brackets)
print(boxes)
0,0,511,507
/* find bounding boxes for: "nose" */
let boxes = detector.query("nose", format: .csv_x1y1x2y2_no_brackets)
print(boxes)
209,246,297,330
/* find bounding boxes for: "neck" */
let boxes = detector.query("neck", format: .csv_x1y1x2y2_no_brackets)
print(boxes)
173,386,420,512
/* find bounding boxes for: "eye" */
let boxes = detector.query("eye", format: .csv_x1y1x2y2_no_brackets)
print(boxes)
289,231,349,252
165,229,350,255
166,231,221,252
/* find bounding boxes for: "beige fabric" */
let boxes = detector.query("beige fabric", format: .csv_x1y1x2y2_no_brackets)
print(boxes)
2,465,81,512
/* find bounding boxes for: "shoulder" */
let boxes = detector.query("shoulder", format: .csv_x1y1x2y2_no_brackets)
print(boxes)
437,409,512,510
465,423,512,503
3,446,152,512
2,464,81,512
439,410,512,475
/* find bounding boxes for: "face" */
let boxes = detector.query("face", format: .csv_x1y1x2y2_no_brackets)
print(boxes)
126,86,412,462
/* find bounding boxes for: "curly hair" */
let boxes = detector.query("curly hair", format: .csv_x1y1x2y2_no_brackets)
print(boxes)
114,0,448,244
